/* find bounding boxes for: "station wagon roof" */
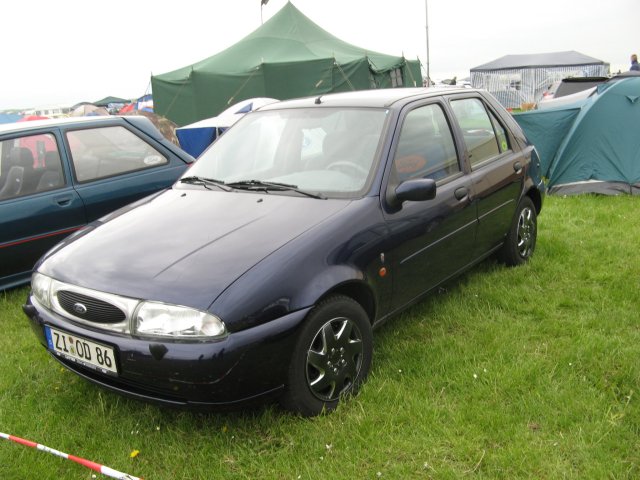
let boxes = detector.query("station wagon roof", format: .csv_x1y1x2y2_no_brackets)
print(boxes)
258,87,474,111
0,116,127,135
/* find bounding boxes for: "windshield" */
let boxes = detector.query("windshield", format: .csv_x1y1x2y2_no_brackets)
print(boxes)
185,107,389,198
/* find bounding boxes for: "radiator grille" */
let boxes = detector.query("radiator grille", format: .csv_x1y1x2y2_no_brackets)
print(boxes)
57,290,126,324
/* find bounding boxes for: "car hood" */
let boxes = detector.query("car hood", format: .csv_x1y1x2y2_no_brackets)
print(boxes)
40,188,350,310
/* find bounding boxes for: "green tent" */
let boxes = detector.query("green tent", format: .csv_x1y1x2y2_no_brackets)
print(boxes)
151,2,422,126
513,107,581,176
514,75,640,195
93,96,131,107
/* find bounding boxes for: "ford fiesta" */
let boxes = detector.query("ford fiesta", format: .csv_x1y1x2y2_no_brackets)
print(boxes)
24,88,544,416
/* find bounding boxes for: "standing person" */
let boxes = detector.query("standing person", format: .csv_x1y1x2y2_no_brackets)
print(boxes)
630,54,640,71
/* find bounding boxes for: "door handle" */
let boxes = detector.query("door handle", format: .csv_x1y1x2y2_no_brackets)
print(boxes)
53,195,73,207
513,161,523,174
454,187,468,200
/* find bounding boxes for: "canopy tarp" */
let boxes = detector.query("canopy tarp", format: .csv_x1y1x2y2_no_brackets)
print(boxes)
471,51,606,72
514,76,640,195
152,2,421,126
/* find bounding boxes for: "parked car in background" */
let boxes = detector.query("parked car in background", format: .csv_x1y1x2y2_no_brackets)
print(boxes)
24,88,544,416
0,116,194,290
537,76,607,109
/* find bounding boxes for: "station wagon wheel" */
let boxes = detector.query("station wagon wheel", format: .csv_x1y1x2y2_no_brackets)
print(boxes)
499,196,537,266
280,295,372,416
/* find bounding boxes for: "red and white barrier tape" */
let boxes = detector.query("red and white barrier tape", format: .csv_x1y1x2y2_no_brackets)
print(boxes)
1,432,143,480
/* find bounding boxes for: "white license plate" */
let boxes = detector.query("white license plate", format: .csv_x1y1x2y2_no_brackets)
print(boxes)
45,326,118,376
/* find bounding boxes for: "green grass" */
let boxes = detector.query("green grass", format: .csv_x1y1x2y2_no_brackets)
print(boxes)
1,194,639,479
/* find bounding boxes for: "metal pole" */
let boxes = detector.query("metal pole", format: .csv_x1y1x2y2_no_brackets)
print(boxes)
425,0,430,87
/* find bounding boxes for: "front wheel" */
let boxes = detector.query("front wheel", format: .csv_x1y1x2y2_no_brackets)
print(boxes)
499,196,537,266
280,295,373,416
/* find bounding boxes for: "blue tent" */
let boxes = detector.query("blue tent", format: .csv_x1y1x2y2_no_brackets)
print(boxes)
514,75,640,195
0,113,23,124
176,98,277,157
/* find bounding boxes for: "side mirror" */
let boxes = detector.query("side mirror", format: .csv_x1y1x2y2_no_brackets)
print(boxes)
387,178,437,208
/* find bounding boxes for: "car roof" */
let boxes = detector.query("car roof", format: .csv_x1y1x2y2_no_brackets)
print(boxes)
258,87,476,111
0,116,128,135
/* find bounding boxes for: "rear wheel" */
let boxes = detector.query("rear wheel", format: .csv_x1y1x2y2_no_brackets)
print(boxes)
499,196,537,266
280,295,372,416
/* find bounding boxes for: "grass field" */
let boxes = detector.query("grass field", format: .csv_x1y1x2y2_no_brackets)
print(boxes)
1,194,639,479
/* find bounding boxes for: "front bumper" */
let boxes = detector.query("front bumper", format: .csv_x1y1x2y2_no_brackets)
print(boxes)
24,296,310,408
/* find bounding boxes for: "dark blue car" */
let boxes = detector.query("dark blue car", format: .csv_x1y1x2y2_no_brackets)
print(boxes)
0,116,194,290
24,88,544,416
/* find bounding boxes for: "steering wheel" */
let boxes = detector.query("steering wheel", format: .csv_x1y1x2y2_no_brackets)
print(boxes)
326,160,369,177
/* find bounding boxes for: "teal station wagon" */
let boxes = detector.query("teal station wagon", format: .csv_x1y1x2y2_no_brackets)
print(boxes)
0,116,194,290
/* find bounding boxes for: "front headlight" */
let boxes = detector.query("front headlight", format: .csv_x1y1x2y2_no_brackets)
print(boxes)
134,301,226,339
31,272,52,309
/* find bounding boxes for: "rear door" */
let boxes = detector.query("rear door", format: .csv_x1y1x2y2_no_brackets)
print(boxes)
382,100,477,310
0,129,86,288
448,95,525,259
64,123,188,220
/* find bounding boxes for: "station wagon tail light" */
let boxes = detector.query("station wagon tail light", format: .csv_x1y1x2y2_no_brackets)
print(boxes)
134,302,227,339
32,273,53,309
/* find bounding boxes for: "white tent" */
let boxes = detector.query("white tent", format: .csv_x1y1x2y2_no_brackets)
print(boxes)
471,51,608,109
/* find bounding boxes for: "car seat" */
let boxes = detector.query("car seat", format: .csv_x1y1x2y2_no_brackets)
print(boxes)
8,148,38,194
0,166,24,200
36,151,64,192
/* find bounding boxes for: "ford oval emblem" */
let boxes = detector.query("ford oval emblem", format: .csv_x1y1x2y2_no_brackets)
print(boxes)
73,303,88,315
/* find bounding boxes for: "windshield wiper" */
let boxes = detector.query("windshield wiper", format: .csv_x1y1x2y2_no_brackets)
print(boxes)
226,180,326,199
180,176,232,191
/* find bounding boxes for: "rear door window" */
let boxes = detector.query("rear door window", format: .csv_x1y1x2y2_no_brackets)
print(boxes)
66,126,167,183
450,98,508,168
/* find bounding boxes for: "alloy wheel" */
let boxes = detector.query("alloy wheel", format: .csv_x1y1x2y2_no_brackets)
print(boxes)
305,317,364,402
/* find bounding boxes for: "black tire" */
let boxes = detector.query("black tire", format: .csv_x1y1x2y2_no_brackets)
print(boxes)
280,295,373,416
499,196,537,266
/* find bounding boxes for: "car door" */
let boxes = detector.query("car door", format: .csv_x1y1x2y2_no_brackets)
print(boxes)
64,123,186,220
448,95,525,259
382,101,478,310
0,130,86,289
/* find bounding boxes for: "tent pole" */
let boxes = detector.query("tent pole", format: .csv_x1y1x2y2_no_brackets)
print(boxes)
425,0,430,87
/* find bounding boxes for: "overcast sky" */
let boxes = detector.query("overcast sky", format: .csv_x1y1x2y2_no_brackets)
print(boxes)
2,0,637,110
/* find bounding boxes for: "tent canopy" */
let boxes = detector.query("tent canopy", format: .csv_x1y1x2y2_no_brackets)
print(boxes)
471,51,606,71
514,76,640,195
152,2,421,126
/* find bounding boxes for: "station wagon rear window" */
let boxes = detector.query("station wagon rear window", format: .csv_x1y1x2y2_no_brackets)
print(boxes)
67,126,168,183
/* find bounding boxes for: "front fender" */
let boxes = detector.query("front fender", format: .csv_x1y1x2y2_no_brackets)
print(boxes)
211,200,390,333
212,259,381,333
